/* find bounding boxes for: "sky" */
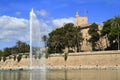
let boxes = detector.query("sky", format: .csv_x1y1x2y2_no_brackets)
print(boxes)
0,0,120,49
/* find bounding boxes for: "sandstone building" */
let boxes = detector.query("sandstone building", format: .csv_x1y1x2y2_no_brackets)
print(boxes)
75,11,108,51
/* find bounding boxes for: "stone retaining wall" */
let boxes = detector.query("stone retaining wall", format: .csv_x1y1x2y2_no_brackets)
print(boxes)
0,50,120,69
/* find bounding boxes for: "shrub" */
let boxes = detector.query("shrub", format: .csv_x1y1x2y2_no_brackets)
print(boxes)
13,55,16,61
0,57,2,61
64,53,68,61
38,54,41,59
34,55,37,59
25,55,27,59
9,56,12,59
3,56,6,62
17,54,22,62
45,53,49,59
68,50,74,53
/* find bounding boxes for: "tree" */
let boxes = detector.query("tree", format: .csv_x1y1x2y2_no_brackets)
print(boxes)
42,35,48,47
15,41,30,53
47,27,65,53
13,55,16,61
88,23,100,50
3,48,12,57
3,56,6,62
101,16,120,50
17,54,22,62
47,23,83,54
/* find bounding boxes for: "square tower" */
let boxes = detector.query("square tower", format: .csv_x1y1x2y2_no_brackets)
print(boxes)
75,11,88,27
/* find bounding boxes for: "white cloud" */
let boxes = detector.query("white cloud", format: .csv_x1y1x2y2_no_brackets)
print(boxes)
52,17,75,27
16,11,21,15
36,9,48,17
0,15,29,42
0,15,52,43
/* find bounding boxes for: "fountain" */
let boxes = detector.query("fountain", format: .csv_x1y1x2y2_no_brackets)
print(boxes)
30,8,46,80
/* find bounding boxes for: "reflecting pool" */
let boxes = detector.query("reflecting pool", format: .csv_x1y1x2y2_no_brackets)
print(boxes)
0,69,120,80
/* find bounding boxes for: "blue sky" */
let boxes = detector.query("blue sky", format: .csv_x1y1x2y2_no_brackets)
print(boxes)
0,0,120,49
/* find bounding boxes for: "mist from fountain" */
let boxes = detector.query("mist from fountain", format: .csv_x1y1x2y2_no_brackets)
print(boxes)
30,8,46,80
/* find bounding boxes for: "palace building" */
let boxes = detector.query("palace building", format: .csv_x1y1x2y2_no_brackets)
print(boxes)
74,11,108,51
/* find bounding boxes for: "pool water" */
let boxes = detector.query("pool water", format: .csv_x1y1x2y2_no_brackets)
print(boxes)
0,69,120,80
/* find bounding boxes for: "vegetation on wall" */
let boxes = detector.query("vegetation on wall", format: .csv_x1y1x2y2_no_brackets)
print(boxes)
17,54,22,62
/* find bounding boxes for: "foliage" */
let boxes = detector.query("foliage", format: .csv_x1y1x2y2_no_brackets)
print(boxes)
45,53,49,59
42,35,48,47
16,41,30,53
0,50,3,57
3,56,6,62
25,55,28,59
17,54,22,62
47,23,83,53
101,16,120,50
0,57,2,61
68,50,74,53
88,23,100,50
9,56,12,59
64,53,68,61
3,48,12,57
0,41,30,58
13,55,16,61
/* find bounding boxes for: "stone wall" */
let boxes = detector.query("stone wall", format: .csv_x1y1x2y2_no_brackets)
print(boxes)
0,50,120,69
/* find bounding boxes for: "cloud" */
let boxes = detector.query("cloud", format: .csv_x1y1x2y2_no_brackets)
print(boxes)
36,9,48,17
0,15,51,43
16,11,21,15
52,17,75,27
0,15,29,42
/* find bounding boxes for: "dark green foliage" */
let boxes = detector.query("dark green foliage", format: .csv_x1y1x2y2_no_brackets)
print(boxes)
3,56,6,62
0,50,3,57
16,41,30,53
47,23,83,53
88,23,100,50
0,41,30,58
68,50,74,53
101,16,120,50
13,55,16,61
38,54,41,59
9,56,12,59
17,54,22,62
3,48,12,57
42,35,48,47
0,57,2,61
34,55,37,59
64,53,68,61
45,53,49,59
25,55,27,59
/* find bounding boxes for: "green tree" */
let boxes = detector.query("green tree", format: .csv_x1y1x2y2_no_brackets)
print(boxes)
47,27,65,53
101,16,120,50
17,54,22,62
3,48,11,57
0,50,3,57
64,53,68,61
13,55,16,61
3,56,6,62
42,35,48,47
88,23,100,50
15,41,30,53
47,23,83,53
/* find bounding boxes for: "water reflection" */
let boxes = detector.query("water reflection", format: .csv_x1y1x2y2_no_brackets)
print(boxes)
0,70,120,80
